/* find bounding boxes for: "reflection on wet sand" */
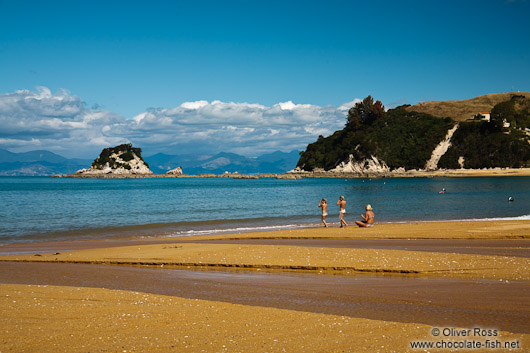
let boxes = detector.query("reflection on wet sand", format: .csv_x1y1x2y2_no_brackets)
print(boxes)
1,261,528,333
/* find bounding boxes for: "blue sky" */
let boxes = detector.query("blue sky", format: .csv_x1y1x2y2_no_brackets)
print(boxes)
0,0,529,158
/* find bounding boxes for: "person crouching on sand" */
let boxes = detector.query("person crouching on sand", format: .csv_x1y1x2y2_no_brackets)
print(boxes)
355,204,374,227
337,196,348,227
318,198,328,228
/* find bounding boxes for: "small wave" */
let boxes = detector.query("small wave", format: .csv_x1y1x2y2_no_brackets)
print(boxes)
464,214,530,222
154,223,320,238
389,214,530,224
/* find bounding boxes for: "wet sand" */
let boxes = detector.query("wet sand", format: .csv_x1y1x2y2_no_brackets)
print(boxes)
2,238,529,258
3,241,528,280
185,239,530,258
1,261,529,333
2,219,529,255
1,220,529,352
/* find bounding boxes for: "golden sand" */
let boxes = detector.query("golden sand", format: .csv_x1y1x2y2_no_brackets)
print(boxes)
2,284,528,353
1,220,529,352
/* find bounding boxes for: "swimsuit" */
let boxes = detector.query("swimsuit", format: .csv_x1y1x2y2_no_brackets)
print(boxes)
340,209,346,214
322,213,328,217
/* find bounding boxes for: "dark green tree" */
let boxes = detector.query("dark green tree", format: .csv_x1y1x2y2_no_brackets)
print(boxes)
490,95,530,130
346,96,385,129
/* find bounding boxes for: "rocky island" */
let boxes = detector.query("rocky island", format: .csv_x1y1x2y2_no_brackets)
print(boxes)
66,144,258,179
72,144,153,177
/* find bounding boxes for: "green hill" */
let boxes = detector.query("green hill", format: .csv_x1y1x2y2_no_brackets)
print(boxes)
297,94,530,172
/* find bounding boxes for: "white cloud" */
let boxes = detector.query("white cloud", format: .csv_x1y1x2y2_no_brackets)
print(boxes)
278,101,296,110
338,99,362,111
0,137,41,147
0,87,359,158
180,100,209,109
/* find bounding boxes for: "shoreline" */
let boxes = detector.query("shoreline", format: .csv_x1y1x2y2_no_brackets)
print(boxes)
53,167,530,178
2,218,530,248
2,216,530,247
2,220,529,281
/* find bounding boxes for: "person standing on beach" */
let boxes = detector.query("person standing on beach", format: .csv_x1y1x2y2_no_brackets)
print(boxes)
337,196,348,227
318,198,328,228
355,204,375,227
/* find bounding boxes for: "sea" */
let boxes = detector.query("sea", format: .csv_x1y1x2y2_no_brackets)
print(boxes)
1,176,529,244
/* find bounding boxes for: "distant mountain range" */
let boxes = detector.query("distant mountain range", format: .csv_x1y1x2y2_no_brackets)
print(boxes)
0,149,300,176
145,150,300,174
0,149,92,176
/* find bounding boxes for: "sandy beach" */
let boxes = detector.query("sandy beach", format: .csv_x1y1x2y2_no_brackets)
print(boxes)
389,167,530,178
1,220,529,352
285,167,530,179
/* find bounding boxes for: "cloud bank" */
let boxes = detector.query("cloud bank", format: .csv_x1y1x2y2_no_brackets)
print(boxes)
0,87,360,158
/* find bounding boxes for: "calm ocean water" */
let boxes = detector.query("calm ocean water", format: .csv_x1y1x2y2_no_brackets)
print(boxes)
1,176,529,244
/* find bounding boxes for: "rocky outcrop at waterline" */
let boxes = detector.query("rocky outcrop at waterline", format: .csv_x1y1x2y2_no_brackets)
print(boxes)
166,166,183,175
330,155,390,174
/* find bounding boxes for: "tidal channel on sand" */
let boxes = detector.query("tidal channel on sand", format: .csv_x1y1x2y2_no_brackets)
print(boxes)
1,261,528,334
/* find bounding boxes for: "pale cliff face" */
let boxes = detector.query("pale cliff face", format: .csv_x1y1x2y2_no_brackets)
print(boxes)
331,155,390,174
424,124,459,171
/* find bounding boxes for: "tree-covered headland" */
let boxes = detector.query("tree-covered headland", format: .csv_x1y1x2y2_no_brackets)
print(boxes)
297,95,530,171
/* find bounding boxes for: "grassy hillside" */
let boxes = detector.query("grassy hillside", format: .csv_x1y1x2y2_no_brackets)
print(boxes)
405,92,530,121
